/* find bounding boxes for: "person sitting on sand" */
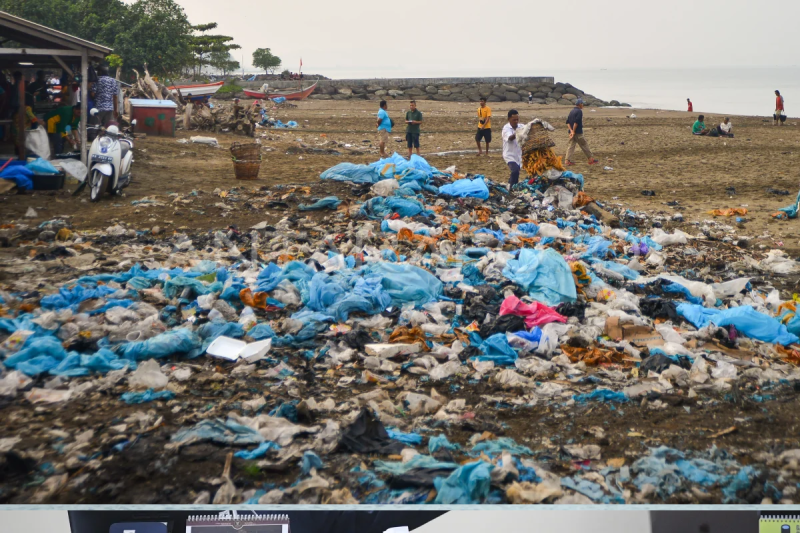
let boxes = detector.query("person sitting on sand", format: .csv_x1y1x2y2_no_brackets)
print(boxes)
718,117,733,137
692,115,710,135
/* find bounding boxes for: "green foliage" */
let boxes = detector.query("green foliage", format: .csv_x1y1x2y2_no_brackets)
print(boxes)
252,48,282,74
190,22,240,75
106,54,124,68
0,0,194,76
280,69,291,76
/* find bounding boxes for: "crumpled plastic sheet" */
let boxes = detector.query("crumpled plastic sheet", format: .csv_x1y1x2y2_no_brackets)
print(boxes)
583,236,614,259
476,333,518,366
471,438,534,457
374,454,459,476
561,476,606,501
116,328,203,360
320,162,383,184
40,285,119,311
428,434,461,454
678,303,799,346
503,248,577,307
387,428,423,445
776,188,800,219
300,450,325,475
361,196,427,220
573,389,629,403
589,259,641,280
298,196,342,211
247,323,276,340
438,177,490,200
0,160,34,190
170,418,266,447
234,441,281,460
255,261,316,293
120,389,175,404
499,294,567,329
364,262,443,306
307,272,392,322
433,460,494,504
163,277,222,300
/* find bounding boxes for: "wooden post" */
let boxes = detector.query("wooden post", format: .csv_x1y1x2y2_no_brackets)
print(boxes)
80,49,88,166
17,77,25,160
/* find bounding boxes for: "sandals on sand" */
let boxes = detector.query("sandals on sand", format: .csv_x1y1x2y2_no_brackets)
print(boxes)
588,158,599,165
565,160,575,166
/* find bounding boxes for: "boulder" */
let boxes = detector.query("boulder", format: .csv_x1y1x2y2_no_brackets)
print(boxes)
530,98,546,105
309,94,332,100
539,82,555,90
533,92,548,99
451,94,469,102
322,86,337,95
517,89,530,97
367,85,384,92
425,86,438,94
448,86,464,94
332,94,351,100
500,84,518,92
609,100,621,106
505,92,521,102
374,90,388,96
337,87,353,95
487,95,503,102
478,84,494,97
388,89,404,97
565,87,583,97
547,92,562,99
405,88,425,96
438,89,451,96
545,98,558,105
557,98,573,106
351,86,367,95
563,93,577,101
432,94,452,101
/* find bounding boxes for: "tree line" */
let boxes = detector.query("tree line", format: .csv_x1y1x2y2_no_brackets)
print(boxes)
0,0,283,78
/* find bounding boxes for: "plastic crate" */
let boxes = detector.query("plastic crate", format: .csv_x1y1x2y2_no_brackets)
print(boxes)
31,172,65,191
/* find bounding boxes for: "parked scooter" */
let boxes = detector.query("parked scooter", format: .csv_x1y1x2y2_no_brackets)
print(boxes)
82,109,136,201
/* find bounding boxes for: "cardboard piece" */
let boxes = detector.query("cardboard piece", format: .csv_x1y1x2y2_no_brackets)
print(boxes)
605,316,664,346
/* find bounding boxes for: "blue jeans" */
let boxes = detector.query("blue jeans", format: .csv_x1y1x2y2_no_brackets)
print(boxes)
507,161,520,187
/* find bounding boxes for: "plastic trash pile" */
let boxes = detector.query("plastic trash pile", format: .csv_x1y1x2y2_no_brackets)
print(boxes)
1,151,799,505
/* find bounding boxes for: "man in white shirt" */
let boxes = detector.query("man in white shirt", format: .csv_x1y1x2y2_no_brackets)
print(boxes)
718,117,733,137
502,109,522,187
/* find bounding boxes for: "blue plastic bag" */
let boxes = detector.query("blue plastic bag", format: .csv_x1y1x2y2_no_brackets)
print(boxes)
299,196,342,211
476,333,518,366
247,323,276,340
320,163,382,184
503,248,577,306
171,418,265,446
365,262,443,306
234,441,280,459
573,389,629,403
677,304,799,346
438,177,490,200
121,389,175,404
429,434,461,453
433,461,494,504
40,284,118,311
117,328,203,360
4,336,67,371
26,157,60,174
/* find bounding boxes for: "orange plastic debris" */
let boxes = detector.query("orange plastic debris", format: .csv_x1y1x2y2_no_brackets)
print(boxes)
239,288,269,309
707,208,747,217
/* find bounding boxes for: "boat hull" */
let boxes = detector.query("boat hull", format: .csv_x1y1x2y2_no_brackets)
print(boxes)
243,81,318,101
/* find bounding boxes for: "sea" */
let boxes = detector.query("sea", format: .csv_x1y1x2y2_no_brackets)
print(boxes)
305,67,800,118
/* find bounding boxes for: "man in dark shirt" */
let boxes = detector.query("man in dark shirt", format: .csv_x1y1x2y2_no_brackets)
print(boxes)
565,99,598,166
405,100,423,158
26,70,48,102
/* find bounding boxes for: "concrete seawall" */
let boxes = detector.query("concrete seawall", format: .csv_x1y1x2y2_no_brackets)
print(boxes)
241,76,555,90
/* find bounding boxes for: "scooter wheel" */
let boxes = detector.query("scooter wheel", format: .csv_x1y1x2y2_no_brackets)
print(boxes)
89,170,109,202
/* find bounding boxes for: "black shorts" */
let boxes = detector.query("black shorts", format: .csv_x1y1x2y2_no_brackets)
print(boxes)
406,132,420,148
475,128,492,143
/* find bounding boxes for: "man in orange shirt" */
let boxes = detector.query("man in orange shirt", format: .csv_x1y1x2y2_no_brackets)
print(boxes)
476,97,492,156
774,90,785,126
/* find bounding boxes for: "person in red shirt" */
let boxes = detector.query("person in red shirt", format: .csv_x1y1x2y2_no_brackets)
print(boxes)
687,98,693,112
775,90,785,126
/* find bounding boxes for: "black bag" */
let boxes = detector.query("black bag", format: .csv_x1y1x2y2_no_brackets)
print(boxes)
390,118,395,127
780,114,787,123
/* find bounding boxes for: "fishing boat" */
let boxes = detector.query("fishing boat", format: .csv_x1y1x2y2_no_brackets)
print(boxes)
243,80,318,101
167,81,225,99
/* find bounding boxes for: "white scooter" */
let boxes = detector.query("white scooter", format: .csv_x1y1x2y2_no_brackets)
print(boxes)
85,109,135,202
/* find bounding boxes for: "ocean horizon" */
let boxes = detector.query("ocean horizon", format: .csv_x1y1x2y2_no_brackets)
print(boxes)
261,67,799,118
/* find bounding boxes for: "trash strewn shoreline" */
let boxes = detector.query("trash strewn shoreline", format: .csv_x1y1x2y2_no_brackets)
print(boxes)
1,146,800,505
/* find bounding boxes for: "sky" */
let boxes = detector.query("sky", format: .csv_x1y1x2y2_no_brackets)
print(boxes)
172,0,800,78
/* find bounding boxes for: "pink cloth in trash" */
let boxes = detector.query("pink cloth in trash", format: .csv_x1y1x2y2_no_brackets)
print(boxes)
499,294,567,329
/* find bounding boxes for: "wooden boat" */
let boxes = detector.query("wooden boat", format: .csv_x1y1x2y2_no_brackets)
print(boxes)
167,81,225,99
243,81,318,101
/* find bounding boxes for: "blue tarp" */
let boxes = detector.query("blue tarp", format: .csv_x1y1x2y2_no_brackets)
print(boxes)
503,248,577,306
439,177,490,200
0,160,34,190
299,196,342,211
677,304,799,346
364,262,443,306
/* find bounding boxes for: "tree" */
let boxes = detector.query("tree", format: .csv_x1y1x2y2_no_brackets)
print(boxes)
113,0,193,76
209,51,240,76
252,48,281,75
190,22,240,76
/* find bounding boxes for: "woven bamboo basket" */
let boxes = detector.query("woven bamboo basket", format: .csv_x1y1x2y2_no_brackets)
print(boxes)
233,160,261,180
230,142,261,161
522,122,556,151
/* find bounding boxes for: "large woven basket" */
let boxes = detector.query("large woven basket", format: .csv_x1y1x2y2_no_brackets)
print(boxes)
522,122,556,151
230,142,261,161
233,160,261,180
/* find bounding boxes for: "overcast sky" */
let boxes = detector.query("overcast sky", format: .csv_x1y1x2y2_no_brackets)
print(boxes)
174,0,799,77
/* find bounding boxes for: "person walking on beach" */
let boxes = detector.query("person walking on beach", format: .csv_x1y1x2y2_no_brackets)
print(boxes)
376,100,392,158
476,97,492,156
502,109,522,187
565,99,598,166
687,98,693,112
775,90,785,126
528,92,533,104
405,100,423,158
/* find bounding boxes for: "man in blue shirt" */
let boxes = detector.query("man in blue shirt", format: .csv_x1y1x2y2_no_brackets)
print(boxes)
565,99,598,166
376,100,392,158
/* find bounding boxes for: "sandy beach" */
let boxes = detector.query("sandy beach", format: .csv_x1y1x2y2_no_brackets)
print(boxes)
2,101,799,254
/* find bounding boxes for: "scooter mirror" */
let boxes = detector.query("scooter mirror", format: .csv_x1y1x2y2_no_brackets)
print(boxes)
131,119,137,126
90,108,99,116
